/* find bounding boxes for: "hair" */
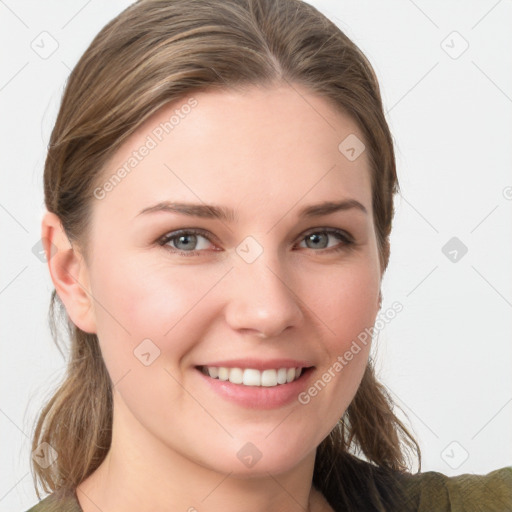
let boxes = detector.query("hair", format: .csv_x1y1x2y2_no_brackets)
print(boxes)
31,0,421,510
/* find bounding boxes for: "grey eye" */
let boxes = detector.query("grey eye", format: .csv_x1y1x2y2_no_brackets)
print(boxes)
304,232,329,249
173,233,198,251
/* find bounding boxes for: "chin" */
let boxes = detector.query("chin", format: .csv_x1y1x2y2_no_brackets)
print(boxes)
198,437,315,478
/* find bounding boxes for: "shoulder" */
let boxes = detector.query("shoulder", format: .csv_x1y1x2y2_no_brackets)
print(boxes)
396,465,512,512
24,489,82,512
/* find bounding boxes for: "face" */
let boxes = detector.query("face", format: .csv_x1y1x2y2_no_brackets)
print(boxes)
71,84,381,477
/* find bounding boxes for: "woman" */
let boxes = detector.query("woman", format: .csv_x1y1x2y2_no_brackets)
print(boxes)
27,0,512,511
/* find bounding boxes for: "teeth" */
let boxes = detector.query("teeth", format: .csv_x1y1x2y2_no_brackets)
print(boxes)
243,369,261,386
261,369,277,387
201,366,305,387
277,368,288,384
217,367,229,381
208,367,219,379
229,368,243,384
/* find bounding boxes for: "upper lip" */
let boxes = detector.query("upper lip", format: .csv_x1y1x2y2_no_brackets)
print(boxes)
197,358,315,371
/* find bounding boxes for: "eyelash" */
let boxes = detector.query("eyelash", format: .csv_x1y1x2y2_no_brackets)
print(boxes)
157,227,354,257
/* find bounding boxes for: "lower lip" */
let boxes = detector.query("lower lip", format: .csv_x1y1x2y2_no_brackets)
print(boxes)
196,367,315,410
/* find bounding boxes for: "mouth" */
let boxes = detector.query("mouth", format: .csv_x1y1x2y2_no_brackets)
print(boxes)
195,365,314,387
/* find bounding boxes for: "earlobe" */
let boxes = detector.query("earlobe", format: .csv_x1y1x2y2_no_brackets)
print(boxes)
41,211,97,334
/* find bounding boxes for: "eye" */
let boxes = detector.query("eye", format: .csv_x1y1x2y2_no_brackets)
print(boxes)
297,228,354,253
158,229,216,256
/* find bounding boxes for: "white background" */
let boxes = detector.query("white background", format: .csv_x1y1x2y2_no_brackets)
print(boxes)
1,1,511,510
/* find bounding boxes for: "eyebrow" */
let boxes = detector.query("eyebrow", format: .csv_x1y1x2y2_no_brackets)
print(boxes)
135,199,367,222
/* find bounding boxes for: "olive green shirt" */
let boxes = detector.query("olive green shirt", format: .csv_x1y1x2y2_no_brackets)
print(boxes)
24,466,512,511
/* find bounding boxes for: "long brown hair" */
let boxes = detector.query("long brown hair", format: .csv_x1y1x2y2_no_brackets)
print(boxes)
32,0,421,509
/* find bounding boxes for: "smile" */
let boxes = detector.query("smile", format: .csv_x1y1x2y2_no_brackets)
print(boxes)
198,366,306,387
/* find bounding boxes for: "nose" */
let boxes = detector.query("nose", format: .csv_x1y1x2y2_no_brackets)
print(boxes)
224,255,304,339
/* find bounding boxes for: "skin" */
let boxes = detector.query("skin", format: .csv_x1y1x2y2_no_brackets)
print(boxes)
43,83,382,512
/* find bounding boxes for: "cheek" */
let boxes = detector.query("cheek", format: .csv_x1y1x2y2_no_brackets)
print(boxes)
305,257,380,345
295,258,378,425
89,256,224,372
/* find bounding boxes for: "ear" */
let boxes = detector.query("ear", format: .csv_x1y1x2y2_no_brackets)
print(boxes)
41,211,97,334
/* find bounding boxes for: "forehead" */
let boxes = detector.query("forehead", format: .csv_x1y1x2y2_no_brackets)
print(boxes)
93,84,372,223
